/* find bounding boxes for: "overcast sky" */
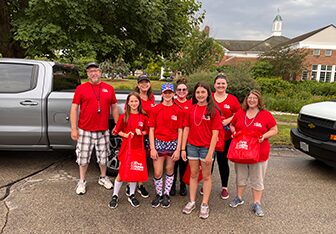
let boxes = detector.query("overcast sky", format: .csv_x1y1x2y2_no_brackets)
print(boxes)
200,0,336,40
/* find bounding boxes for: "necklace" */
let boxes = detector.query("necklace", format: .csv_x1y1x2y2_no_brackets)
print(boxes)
244,110,259,127
193,105,206,127
91,83,101,113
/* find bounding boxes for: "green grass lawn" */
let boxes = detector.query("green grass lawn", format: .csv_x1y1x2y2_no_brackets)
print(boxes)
271,114,297,146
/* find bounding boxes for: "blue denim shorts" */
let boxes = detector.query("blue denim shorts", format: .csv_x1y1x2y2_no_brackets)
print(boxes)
186,144,214,162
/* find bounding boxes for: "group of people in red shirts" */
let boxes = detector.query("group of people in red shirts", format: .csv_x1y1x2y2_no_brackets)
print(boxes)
71,62,278,219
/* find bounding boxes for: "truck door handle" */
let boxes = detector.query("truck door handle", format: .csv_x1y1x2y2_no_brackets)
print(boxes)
20,100,38,106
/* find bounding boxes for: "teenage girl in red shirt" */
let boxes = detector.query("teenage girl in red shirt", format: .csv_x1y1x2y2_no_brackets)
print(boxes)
108,92,148,209
133,74,155,197
148,83,183,208
170,78,192,197
181,82,222,219
211,74,240,200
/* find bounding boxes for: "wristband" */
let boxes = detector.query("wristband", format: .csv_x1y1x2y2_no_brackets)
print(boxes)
181,149,186,151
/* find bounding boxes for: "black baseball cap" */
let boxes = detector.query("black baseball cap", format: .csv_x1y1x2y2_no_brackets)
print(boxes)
137,74,150,83
85,62,99,70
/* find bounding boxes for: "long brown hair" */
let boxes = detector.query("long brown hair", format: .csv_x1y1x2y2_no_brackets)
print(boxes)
242,89,265,111
192,82,219,117
124,92,145,125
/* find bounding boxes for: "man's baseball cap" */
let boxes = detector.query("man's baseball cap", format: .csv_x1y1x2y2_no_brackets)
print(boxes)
85,62,99,70
137,74,150,83
161,83,174,93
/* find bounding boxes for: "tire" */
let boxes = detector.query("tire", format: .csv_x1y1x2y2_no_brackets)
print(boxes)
106,136,122,176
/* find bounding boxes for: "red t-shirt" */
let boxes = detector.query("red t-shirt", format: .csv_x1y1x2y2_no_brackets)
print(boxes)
212,93,241,141
148,103,183,141
141,95,155,116
184,104,222,148
231,109,277,162
114,113,148,162
174,99,192,121
72,82,117,131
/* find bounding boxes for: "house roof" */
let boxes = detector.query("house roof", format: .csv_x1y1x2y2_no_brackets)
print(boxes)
217,40,261,51
279,24,336,47
217,36,290,52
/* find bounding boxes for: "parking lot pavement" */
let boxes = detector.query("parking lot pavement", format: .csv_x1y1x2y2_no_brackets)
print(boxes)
1,148,336,233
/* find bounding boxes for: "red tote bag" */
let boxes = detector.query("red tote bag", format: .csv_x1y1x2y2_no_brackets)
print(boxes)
182,162,203,185
215,127,225,152
227,129,261,164
119,136,148,182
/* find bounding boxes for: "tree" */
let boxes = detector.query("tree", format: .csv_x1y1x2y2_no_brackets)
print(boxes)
260,46,309,80
168,27,223,75
0,0,202,61
0,0,28,57
251,60,274,78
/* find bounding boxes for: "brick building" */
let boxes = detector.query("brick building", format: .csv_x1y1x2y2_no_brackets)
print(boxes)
282,24,336,82
215,14,336,83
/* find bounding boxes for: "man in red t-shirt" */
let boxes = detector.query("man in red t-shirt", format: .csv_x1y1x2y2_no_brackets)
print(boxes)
70,62,119,195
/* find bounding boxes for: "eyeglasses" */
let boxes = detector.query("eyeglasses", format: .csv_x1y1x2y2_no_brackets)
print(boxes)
177,88,187,92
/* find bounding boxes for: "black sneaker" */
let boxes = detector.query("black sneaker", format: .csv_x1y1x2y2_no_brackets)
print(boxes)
169,186,176,196
151,194,162,208
128,194,140,208
161,194,171,208
108,195,119,209
179,183,187,196
137,185,149,198
125,184,130,197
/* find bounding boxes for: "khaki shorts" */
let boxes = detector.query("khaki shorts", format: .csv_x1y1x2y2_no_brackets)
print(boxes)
234,160,268,191
75,128,111,166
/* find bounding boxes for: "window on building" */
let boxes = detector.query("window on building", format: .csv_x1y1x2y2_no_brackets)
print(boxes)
319,65,332,82
301,70,309,80
325,50,332,56
313,49,320,56
311,64,318,80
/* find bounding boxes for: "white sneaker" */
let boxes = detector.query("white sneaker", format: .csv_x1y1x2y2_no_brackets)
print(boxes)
76,181,86,195
98,176,113,189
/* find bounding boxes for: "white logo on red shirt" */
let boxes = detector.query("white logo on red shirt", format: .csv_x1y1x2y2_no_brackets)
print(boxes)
224,104,230,109
102,88,108,93
138,121,144,127
254,122,262,128
184,106,189,109
171,115,177,121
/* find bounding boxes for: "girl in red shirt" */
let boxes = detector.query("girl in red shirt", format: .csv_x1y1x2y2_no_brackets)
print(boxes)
171,78,192,197
211,74,240,200
133,74,155,197
229,90,278,217
181,82,222,219
148,83,183,208
108,92,148,209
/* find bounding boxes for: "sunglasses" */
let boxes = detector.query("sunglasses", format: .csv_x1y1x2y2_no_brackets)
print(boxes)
177,88,187,92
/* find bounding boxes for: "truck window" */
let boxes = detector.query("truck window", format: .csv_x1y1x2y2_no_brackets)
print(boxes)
0,63,36,93
53,64,81,91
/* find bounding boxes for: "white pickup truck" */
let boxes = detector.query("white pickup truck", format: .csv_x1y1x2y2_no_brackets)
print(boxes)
290,101,336,167
0,58,130,175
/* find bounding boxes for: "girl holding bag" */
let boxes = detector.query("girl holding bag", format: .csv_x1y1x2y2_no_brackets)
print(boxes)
108,92,148,209
181,82,222,219
148,83,183,208
211,74,240,200
229,90,278,217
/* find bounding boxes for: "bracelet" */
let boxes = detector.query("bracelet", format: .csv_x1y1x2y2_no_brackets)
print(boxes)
181,149,186,151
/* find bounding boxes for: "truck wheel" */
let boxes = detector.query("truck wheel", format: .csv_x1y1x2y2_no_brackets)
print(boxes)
107,136,121,176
